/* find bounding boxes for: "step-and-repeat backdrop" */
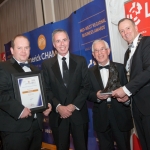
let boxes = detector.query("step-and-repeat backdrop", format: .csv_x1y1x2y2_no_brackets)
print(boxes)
4,0,110,149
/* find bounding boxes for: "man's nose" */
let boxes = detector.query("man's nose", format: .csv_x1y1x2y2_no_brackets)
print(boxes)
60,41,64,45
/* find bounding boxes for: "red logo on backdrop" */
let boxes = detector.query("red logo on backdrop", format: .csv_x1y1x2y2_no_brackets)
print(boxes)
1,52,6,61
125,0,150,36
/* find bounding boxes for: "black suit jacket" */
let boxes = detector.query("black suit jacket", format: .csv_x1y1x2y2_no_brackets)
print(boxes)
124,36,150,115
42,53,90,127
0,58,43,132
88,62,133,132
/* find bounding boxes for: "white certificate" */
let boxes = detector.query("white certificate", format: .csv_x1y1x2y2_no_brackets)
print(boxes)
12,71,47,112
18,76,43,109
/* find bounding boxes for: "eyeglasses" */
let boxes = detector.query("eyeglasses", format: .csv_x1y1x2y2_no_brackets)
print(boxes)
94,48,108,53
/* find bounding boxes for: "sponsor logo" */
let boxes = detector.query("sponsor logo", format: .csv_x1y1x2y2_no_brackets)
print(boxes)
38,35,46,50
126,2,142,25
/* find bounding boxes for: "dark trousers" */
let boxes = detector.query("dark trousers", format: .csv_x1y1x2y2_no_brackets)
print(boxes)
132,101,150,150
97,106,131,150
0,134,2,150
1,119,42,150
51,119,88,150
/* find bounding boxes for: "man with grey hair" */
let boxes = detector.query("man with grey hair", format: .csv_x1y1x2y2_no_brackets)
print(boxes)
88,39,133,150
42,29,90,150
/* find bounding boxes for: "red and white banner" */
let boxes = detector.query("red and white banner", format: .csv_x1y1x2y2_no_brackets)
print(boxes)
125,0,150,36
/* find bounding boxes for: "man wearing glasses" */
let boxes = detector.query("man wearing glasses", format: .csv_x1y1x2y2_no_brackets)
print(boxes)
88,39,133,150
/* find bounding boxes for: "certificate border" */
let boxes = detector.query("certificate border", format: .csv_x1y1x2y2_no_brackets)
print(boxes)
11,71,47,113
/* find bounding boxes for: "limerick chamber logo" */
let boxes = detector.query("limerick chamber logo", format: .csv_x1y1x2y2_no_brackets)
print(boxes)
126,2,142,25
38,34,46,50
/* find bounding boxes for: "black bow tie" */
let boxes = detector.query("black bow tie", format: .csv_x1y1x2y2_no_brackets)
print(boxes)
20,63,30,68
99,65,110,70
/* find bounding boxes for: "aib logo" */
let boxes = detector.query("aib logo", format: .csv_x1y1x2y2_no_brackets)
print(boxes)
126,2,142,25
126,2,150,26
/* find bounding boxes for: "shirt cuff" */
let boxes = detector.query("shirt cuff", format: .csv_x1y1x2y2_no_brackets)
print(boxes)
123,99,130,106
18,110,24,119
56,104,61,113
123,86,132,96
73,105,79,110
97,99,101,103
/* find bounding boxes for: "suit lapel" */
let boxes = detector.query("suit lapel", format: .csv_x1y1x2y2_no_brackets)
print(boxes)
10,58,24,72
30,65,36,71
51,56,64,86
130,34,143,71
124,48,130,66
134,34,143,50
93,65,104,90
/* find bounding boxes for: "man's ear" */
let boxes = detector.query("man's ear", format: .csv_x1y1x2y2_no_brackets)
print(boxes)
92,52,95,58
52,41,56,49
107,48,111,56
135,25,138,32
10,47,14,55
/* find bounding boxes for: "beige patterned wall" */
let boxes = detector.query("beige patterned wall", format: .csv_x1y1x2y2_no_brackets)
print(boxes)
54,0,92,21
0,0,92,60
0,0,37,55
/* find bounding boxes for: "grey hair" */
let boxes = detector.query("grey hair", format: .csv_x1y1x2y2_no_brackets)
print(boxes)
91,39,109,52
52,29,69,42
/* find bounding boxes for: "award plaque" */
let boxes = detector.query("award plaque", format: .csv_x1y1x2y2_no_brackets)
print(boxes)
100,92,112,96
11,71,47,113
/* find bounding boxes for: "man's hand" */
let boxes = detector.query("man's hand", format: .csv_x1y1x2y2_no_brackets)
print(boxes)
66,104,76,113
43,103,52,116
97,90,110,100
117,95,129,102
57,105,72,118
112,87,126,98
20,107,31,119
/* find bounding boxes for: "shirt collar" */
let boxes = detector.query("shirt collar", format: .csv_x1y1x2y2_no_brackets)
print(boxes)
98,60,110,66
13,57,28,64
57,52,69,61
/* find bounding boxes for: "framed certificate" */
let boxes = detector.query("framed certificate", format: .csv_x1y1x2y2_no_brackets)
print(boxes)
11,71,47,113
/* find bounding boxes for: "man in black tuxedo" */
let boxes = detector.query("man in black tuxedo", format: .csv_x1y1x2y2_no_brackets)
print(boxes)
112,18,150,150
42,29,90,150
88,39,133,150
0,34,51,150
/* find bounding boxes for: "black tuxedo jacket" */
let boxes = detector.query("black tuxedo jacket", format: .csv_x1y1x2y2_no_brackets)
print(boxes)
124,36,150,115
88,62,133,132
42,53,90,127
0,58,43,132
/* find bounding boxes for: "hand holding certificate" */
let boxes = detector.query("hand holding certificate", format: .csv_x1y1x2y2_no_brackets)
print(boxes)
11,71,47,113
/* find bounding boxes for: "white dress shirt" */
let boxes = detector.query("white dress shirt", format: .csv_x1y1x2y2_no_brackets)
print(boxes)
57,52,69,77
123,34,140,96
56,52,79,111
13,58,37,118
99,61,111,102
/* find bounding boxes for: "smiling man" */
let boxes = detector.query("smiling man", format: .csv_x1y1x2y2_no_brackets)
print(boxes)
42,29,90,150
0,34,51,150
112,18,150,150
88,39,133,150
